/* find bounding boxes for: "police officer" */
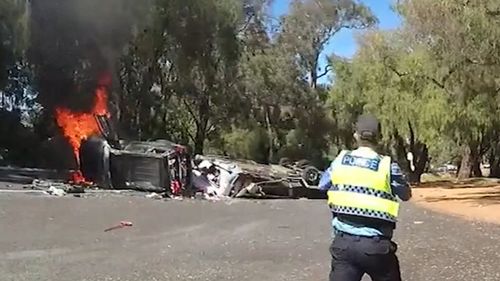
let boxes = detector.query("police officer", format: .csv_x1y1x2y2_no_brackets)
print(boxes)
319,114,412,281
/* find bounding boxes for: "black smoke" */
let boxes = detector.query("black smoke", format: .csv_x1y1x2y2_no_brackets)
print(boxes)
29,0,145,113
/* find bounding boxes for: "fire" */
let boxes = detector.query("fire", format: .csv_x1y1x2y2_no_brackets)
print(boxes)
55,74,111,183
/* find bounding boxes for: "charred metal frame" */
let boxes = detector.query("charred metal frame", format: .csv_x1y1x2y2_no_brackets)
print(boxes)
79,115,192,194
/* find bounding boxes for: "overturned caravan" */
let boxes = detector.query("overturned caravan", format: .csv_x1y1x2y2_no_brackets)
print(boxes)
79,115,192,194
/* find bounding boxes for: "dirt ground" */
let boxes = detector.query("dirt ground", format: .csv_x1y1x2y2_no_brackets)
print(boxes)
412,178,500,225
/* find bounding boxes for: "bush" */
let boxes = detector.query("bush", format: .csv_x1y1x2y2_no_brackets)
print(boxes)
220,127,270,163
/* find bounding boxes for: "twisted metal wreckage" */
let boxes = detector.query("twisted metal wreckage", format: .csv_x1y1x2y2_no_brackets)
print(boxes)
77,114,325,199
13,114,324,199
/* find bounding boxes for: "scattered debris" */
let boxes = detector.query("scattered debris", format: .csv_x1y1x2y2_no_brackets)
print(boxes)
145,192,163,200
414,221,424,224
23,179,86,196
47,186,66,197
104,221,133,232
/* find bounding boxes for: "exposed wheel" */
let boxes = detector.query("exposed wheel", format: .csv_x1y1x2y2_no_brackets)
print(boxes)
301,165,320,185
80,136,111,188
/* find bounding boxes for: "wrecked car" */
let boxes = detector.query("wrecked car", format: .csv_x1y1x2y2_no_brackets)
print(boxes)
193,155,324,199
277,157,322,186
79,115,192,194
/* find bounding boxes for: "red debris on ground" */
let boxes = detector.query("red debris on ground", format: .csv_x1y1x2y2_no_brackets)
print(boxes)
104,221,133,232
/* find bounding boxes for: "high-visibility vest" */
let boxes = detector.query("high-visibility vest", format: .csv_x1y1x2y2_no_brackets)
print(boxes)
327,149,399,223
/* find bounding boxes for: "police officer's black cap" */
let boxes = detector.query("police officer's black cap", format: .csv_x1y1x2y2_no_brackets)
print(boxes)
356,114,380,140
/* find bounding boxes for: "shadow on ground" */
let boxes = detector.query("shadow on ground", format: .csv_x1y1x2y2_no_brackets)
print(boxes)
0,166,68,185
415,178,500,189
240,186,327,200
421,188,500,206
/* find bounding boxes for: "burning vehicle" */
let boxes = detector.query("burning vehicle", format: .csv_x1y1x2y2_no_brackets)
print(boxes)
54,74,192,195
80,129,192,194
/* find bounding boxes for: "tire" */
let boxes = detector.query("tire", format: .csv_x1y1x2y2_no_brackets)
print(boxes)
80,136,111,188
279,157,292,166
301,166,320,185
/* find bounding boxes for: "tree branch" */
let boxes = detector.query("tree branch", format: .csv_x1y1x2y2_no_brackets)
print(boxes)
317,64,332,79
181,123,196,144
322,25,348,47
239,10,256,33
383,52,493,91
182,99,200,128
387,63,446,89
383,57,448,89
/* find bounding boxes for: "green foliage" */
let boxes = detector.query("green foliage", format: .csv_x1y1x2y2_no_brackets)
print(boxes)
220,127,270,163
116,0,373,163
0,0,494,180
1,0,386,169
0,0,28,75
279,0,377,88
119,0,246,154
0,0,29,95
329,0,500,179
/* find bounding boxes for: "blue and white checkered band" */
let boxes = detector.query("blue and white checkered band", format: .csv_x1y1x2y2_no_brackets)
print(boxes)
330,184,398,202
331,205,397,222
341,154,380,171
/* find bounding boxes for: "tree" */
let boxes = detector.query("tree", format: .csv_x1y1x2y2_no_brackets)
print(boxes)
240,45,308,162
0,0,29,107
0,0,40,166
120,0,246,154
279,0,377,88
330,31,449,183
396,0,500,178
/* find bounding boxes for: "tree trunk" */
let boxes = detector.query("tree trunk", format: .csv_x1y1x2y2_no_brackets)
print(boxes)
194,127,206,155
193,96,210,155
472,156,482,177
265,106,274,164
490,166,500,178
490,158,500,178
310,53,319,89
459,143,483,178
405,122,429,184
135,100,142,140
390,125,429,184
457,145,473,179
408,145,428,184
310,68,317,89
489,142,500,178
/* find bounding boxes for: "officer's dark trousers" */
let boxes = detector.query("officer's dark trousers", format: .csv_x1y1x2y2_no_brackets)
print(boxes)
329,232,402,281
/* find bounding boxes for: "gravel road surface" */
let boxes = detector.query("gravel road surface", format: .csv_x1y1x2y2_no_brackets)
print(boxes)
0,188,499,281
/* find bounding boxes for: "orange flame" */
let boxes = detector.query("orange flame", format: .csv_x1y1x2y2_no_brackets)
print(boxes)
55,74,111,183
